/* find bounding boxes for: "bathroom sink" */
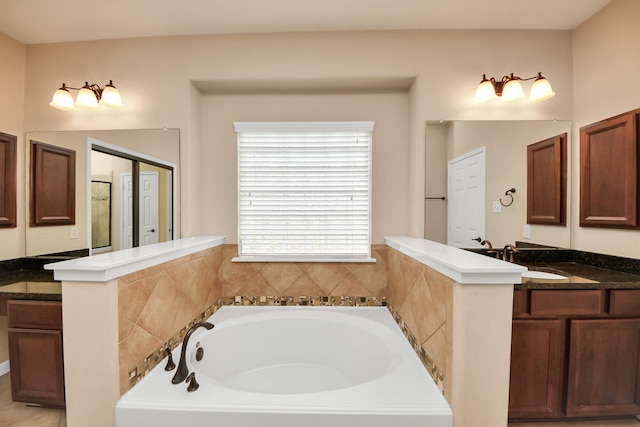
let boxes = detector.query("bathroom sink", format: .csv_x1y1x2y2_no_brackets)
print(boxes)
522,270,566,280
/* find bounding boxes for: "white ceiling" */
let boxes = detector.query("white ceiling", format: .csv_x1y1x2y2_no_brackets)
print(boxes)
0,0,611,45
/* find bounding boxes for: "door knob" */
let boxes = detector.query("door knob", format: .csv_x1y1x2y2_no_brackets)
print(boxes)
150,229,156,232
471,237,482,242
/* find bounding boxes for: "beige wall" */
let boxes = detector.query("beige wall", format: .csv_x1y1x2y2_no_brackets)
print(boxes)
0,33,26,261
201,91,410,243
0,32,25,364
424,123,448,244
572,0,640,258
16,30,574,253
8,13,639,259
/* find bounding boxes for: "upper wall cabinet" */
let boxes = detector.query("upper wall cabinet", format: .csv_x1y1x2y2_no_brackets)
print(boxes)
30,141,76,227
580,109,639,228
0,132,17,228
527,133,567,226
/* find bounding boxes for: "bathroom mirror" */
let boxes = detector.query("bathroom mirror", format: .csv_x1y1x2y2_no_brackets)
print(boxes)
25,129,180,257
425,120,572,249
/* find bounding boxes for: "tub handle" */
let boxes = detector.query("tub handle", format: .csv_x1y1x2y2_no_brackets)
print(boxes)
186,372,199,392
164,347,176,371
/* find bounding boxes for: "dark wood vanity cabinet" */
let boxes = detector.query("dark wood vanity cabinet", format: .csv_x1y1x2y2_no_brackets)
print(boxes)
509,319,564,418
509,289,640,421
566,318,640,417
7,299,65,408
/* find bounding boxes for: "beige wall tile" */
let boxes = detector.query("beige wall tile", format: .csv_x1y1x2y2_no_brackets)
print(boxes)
285,275,324,296
386,246,453,392
117,247,222,394
259,263,304,293
305,263,351,294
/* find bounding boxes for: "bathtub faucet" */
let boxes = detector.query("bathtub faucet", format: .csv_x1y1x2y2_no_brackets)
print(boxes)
172,321,214,385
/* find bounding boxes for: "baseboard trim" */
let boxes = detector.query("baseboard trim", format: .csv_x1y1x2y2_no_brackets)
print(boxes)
0,360,9,376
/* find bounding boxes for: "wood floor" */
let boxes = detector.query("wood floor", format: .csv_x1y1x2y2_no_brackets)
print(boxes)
1,371,637,427
0,373,66,427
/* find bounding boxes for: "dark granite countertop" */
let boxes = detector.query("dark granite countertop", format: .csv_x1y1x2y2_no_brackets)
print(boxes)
0,252,86,301
0,280,62,300
0,264,62,301
516,262,640,290
466,245,640,291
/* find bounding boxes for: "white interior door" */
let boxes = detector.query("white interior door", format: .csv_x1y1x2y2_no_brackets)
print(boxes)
140,172,159,245
447,147,486,248
121,172,159,249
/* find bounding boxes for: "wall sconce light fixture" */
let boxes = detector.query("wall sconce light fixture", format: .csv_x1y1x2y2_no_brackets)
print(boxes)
49,80,123,111
475,72,555,103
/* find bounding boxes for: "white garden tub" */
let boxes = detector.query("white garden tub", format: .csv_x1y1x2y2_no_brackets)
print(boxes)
116,306,453,427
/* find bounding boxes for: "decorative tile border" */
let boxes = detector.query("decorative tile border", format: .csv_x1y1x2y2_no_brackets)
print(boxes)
223,295,387,307
388,303,445,393
127,295,443,393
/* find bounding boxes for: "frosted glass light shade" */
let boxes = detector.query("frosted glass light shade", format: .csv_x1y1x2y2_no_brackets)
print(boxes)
76,84,99,108
529,76,555,102
502,79,524,101
475,79,497,102
100,82,123,107
49,86,76,111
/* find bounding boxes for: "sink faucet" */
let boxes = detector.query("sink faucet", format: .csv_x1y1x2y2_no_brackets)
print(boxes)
171,321,214,384
502,244,519,262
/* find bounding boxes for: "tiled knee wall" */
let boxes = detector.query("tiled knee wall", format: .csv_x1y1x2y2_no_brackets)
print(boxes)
119,244,451,396
386,246,453,398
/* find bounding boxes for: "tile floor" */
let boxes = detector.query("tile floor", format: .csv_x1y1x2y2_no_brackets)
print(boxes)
0,373,66,427
0,371,638,427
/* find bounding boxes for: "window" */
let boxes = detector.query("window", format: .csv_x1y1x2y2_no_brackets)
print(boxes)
234,121,374,262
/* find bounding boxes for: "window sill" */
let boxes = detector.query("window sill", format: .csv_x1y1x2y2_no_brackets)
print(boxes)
232,256,377,263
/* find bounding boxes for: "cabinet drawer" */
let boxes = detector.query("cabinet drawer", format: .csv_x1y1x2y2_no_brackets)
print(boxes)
610,290,640,316
7,300,62,330
530,290,604,316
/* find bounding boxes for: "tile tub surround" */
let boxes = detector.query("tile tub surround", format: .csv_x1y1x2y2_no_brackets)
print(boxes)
118,245,223,394
219,244,388,297
46,236,226,427
125,243,388,390
47,235,521,427
385,236,524,427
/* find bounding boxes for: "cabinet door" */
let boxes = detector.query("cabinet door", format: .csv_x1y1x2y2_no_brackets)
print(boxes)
509,319,564,419
566,318,640,417
579,111,638,228
8,328,65,408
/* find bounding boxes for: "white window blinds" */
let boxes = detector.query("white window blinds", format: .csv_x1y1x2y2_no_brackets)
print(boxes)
234,121,374,261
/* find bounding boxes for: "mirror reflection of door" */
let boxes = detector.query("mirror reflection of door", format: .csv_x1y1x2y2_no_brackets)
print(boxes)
121,171,161,249
90,141,175,254
447,147,486,248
